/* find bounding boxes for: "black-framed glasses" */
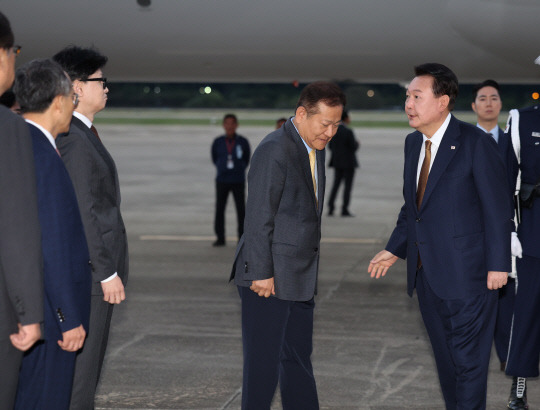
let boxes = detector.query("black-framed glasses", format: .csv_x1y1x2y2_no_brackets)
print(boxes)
10,45,21,56
72,93,79,106
82,77,107,89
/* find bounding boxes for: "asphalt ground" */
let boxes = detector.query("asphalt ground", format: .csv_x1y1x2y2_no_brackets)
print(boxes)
91,121,536,409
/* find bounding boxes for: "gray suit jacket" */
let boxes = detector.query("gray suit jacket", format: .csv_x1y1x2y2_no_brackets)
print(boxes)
56,116,128,295
0,106,43,339
231,118,324,301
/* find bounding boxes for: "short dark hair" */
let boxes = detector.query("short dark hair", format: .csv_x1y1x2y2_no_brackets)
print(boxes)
341,110,349,122
472,79,499,102
53,45,108,81
296,81,346,116
414,63,458,111
13,59,71,114
0,12,14,49
223,113,237,123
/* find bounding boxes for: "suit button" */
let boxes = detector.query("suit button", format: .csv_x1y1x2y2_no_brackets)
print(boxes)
122,229,126,233
314,248,318,252
416,218,421,222
414,241,418,247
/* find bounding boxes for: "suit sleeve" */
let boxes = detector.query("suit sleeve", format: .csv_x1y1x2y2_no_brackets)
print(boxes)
59,131,116,282
473,134,513,272
242,139,286,280
0,117,43,326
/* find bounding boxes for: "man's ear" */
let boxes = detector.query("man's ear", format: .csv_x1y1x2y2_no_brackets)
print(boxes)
295,105,307,123
471,102,477,114
52,94,64,114
439,95,450,112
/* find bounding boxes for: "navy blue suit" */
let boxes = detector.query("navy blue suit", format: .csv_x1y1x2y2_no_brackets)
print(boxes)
505,105,540,378
386,115,512,409
15,124,91,410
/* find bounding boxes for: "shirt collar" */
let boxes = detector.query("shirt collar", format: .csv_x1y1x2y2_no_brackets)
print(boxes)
291,116,314,154
25,119,57,149
477,123,499,139
73,110,93,129
423,113,451,147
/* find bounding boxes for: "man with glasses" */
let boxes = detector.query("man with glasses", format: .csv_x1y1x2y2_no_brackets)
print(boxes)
0,12,44,409
53,46,128,410
13,58,91,409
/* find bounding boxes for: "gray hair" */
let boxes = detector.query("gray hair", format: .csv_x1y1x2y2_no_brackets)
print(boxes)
13,58,71,114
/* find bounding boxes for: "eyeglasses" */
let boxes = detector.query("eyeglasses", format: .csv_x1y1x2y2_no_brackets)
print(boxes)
9,45,21,56
82,77,107,89
72,93,79,107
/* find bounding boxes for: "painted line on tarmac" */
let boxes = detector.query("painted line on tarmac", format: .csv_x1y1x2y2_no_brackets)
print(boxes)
139,234,382,244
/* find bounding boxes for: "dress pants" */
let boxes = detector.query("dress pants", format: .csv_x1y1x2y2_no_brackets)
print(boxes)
238,286,319,410
0,338,23,410
494,277,515,364
328,168,354,213
506,255,540,377
15,303,77,410
415,268,497,410
214,182,245,242
70,295,115,410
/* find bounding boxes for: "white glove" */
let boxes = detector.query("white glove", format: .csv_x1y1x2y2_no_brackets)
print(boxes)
511,232,523,258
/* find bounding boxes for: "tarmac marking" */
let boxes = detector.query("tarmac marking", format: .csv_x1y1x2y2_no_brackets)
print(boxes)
139,234,382,244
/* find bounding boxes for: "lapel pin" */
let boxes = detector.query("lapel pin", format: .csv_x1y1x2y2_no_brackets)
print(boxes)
451,146,456,150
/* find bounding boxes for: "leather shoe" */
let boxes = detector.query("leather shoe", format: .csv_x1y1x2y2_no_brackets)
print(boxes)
508,377,528,409
341,210,355,217
212,239,225,247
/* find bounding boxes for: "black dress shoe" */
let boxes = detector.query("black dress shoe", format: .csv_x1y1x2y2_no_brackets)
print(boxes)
212,239,225,247
501,361,507,372
328,207,334,216
508,377,528,409
341,210,355,217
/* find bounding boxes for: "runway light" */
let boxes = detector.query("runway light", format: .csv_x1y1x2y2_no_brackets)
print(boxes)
367,90,375,97
154,86,161,94
143,86,150,94
532,92,540,100
204,86,212,94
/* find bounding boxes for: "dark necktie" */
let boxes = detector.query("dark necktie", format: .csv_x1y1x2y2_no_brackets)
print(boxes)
90,125,101,142
416,140,432,209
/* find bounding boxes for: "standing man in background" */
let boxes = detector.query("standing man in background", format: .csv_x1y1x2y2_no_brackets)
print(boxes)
327,110,359,217
53,45,129,410
211,114,250,246
13,58,91,409
0,12,44,409
231,81,346,409
472,79,517,373
369,63,512,409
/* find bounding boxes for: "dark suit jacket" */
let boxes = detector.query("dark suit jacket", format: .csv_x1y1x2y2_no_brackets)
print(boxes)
28,124,91,336
231,118,324,301
56,116,128,295
328,124,359,169
0,107,43,341
386,115,512,300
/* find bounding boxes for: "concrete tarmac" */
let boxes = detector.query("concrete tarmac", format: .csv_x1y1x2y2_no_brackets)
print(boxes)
92,122,536,409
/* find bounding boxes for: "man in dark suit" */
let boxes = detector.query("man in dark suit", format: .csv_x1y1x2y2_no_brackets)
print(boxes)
13,58,91,409
368,63,512,409
472,79,517,372
53,46,129,410
0,12,44,409
231,81,346,409
327,110,359,216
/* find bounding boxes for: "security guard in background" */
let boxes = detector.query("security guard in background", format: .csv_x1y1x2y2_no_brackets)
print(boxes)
504,58,540,410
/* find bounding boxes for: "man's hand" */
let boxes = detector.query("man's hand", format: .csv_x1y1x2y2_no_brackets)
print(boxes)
102,275,126,305
368,250,398,278
57,324,86,352
9,323,41,351
487,271,508,290
511,232,523,258
250,278,275,298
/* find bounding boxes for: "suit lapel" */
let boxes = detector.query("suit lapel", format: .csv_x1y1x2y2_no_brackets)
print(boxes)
316,148,325,215
406,132,423,211
419,116,460,211
285,121,318,210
